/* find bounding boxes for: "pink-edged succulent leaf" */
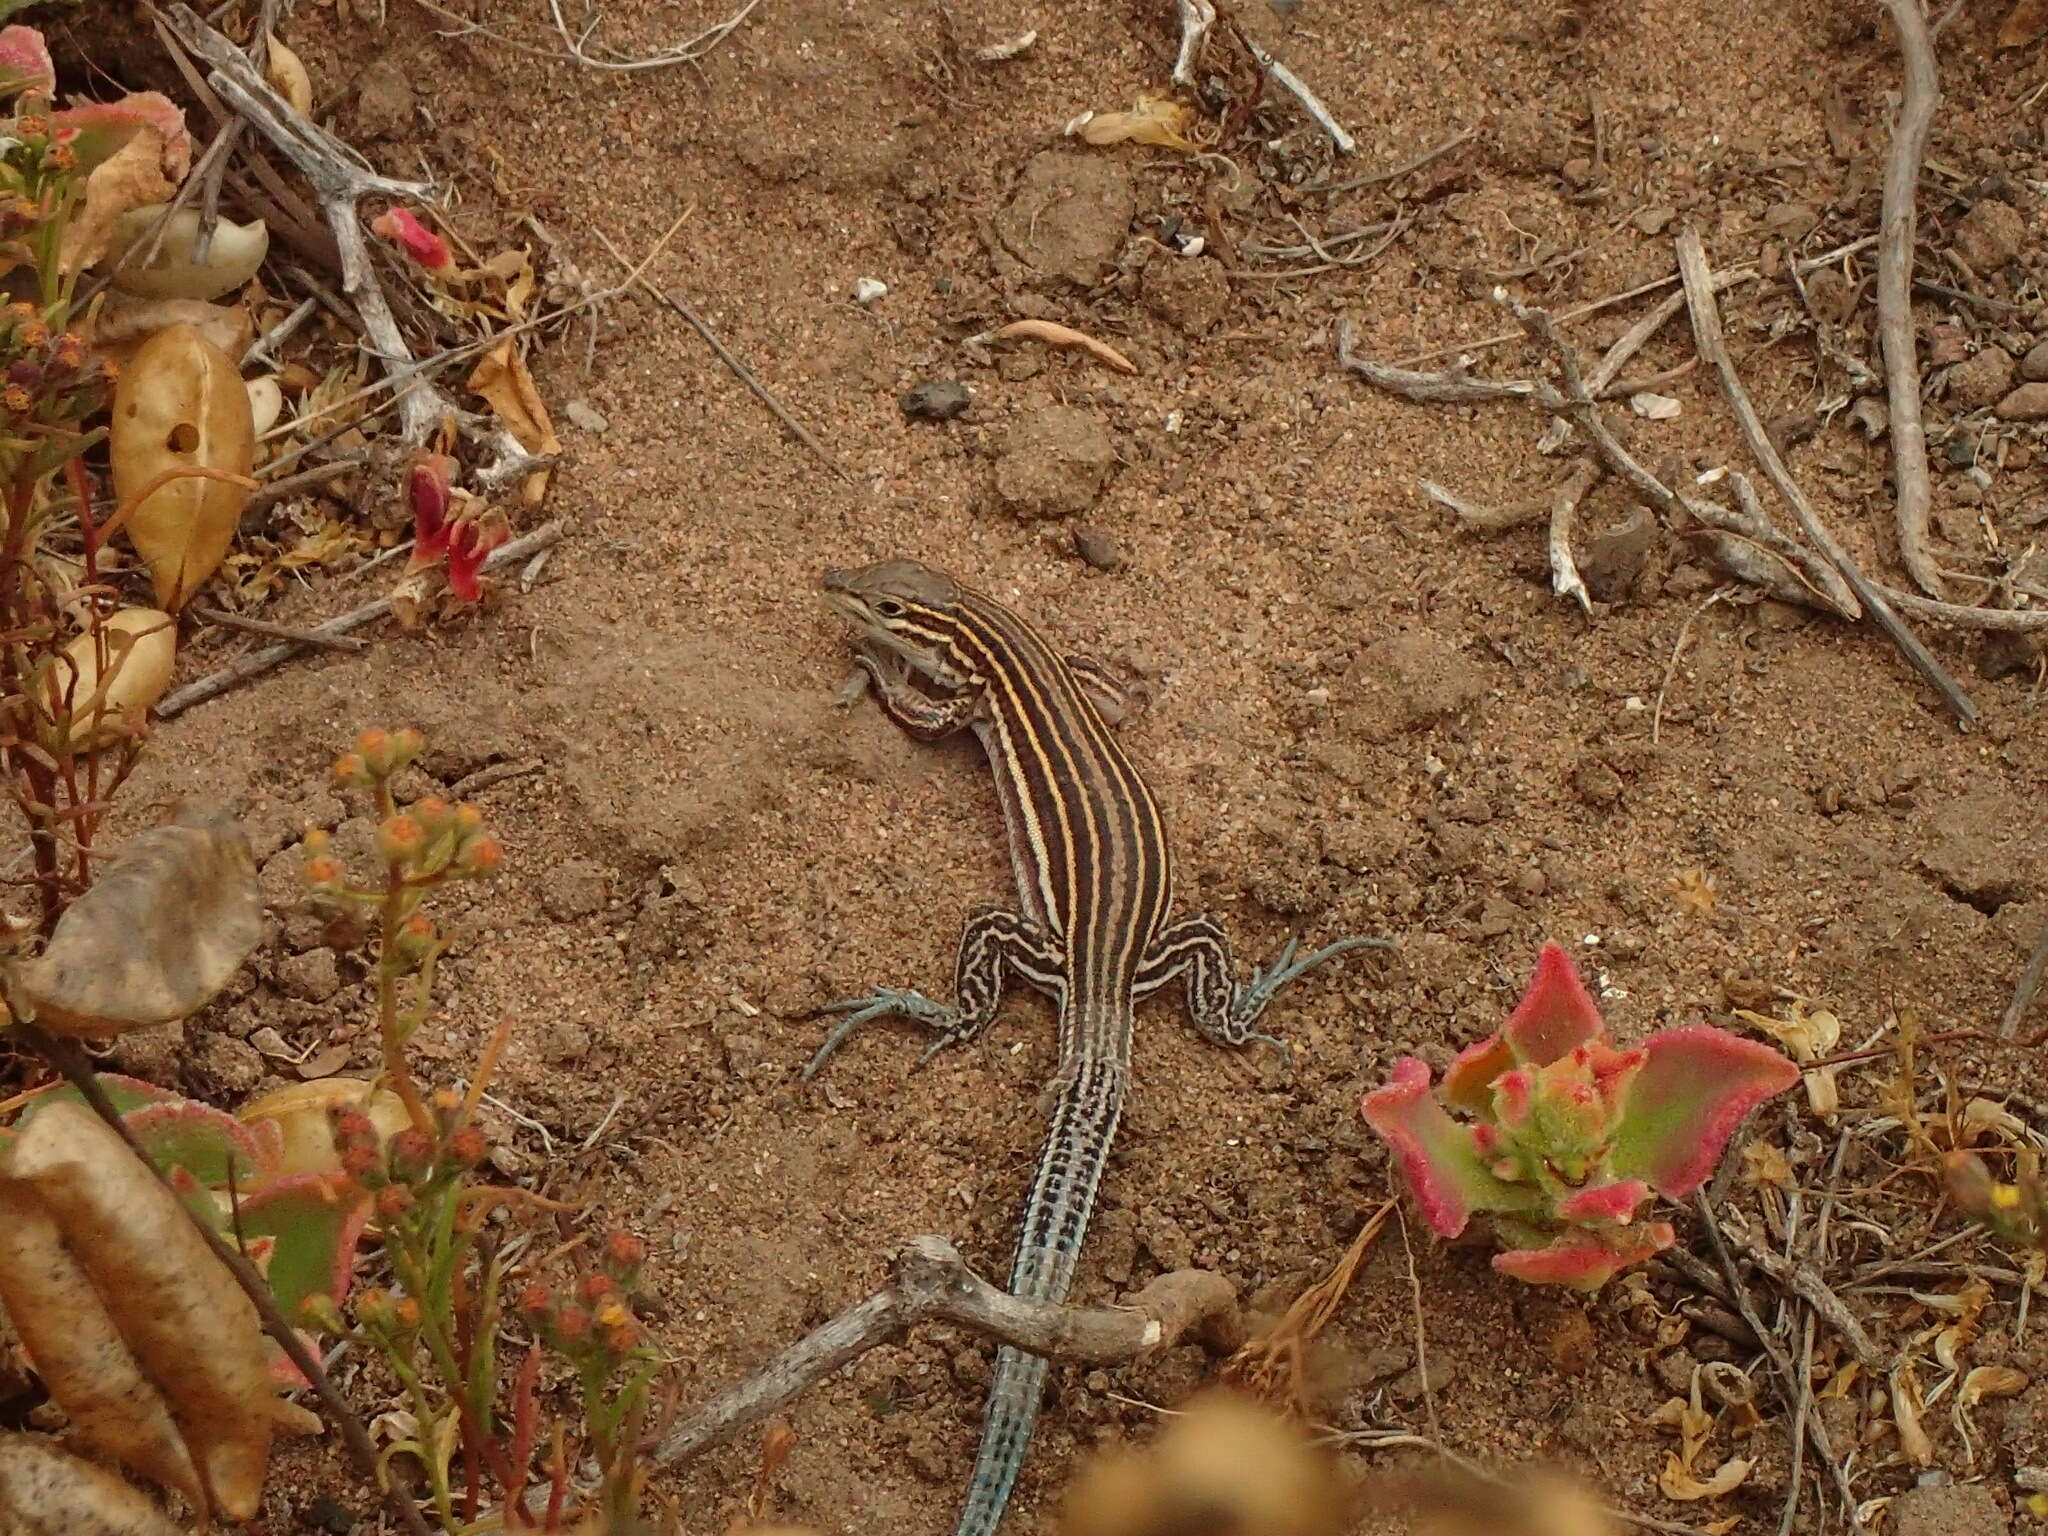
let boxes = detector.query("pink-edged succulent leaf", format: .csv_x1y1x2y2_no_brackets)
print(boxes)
0,26,54,100
1441,1032,1514,1113
407,452,456,562
444,509,508,603
51,93,191,176
1491,1220,1675,1291
164,1163,229,1232
1490,1067,1535,1130
1609,1026,1800,1199
370,206,453,274
1361,1057,1527,1236
1583,1037,1647,1114
236,1172,370,1322
124,1099,274,1187
1502,942,1607,1067
11,1072,177,1130
1555,1179,1651,1226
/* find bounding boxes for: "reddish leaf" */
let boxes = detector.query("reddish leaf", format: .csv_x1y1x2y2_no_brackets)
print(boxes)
1492,1222,1673,1291
1610,1027,1800,1198
1361,1058,1527,1236
1501,943,1606,1067
1555,1179,1651,1225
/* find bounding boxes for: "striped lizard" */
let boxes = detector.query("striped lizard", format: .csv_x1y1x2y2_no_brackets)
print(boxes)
806,559,1383,1536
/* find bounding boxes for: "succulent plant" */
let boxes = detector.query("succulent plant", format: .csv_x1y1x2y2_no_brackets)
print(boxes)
1361,943,1800,1290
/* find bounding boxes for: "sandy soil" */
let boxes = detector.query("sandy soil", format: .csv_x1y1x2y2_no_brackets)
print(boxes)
25,0,2048,1532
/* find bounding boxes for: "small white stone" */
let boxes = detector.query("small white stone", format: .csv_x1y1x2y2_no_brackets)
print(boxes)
1178,235,1207,257
1630,391,1681,420
851,277,888,304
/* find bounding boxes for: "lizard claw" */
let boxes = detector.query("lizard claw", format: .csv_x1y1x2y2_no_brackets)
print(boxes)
804,988,964,1079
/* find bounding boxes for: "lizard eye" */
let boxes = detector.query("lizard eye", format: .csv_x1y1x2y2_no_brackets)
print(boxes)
873,599,905,618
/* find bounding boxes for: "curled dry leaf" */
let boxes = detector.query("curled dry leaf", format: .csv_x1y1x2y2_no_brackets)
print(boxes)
976,29,1037,60
32,609,176,753
245,375,283,437
467,339,560,506
111,322,257,609
58,128,178,276
103,207,269,302
3,1102,272,1518
19,804,263,1036
1656,1456,1752,1502
91,297,254,367
1735,1003,1842,1117
1960,1365,2029,1406
239,1078,410,1178
263,34,313,115
1629,392,1681,420
978,319,1138,374
1074,93,1198,152
1891,1362,1935,1467
0,1433,184,1536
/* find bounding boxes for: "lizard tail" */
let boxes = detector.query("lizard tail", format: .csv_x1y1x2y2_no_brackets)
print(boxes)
951,1055,1127,1536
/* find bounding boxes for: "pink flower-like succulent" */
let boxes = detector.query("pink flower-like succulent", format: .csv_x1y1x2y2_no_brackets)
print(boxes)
1362,942,1799,1291
371,206,453,275
50,93,191,178
0,26,55,101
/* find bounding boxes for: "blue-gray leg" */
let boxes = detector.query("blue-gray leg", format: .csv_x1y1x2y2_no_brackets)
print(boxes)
804,908,1063,1079
1133,915,1389,1061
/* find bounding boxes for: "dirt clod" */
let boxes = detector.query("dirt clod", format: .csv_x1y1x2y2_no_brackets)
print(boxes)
1073,525,1126,570
1952,199,2027,272
901,380,972,421
1948,347,2016,409
182,1030,264,1102
993,152,1135,286
995,406,1117,519
1893,1483,2010,1536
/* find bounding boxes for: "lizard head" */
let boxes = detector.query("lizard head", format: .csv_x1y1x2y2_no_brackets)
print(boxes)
820,560,962,668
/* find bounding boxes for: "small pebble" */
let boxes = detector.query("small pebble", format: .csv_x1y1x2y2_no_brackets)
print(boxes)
1073,525,1126,571
851,276,888,304
563,399,610,434
900,379,972,421
2020,338,2048,382
1995,381,2048,421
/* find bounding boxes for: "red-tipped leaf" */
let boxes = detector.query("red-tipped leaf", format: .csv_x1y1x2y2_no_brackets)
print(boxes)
1609,1026,1800,1198
1555,1179,1651,1225
1502,943,1606,1067
1492,1221,1673,1291
1361,1058,1523,1237
1441,1032,1513,1112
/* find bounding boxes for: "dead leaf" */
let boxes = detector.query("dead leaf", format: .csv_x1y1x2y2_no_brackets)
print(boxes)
1961,1096,2028,1146
978,319,1138,374
1629,392,1681,420
1073,93,1199,153
0,1433,185,1536
19,804,263,1035
90,297,255,366
2000,0,2048,48
59,129,177,276
264,35,313,115
466,339,560,506
1961,1365,2029,1406
1891,1363,1935,1466
1656,1455,1752,1501
292,1044,351,1081
1740,1140,1794,1190
1733,1003,1840,1063
3,1102,272,1518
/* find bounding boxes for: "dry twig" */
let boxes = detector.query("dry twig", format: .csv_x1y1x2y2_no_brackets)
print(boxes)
1875,0,1944,597
2001,921,2048,1040
654,1236,1237,1467
547,0,762,70
193,607,368,652
1547,457,1601,613
1673,227,1977,728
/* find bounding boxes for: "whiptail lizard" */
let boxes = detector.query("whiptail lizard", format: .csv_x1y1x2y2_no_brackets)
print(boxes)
806,559,1384,1536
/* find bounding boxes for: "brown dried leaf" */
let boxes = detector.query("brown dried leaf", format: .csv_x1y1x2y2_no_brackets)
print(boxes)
20,804,263,1036
33,609,178,754
90,297,255,366
2000,0,2048,47
466,339,559,505
59,129,177,276
1891,1363,1935,1466
238,1077,410,1178
1075,94,1199,152
0,1183,205,1512
6,1102,272,1518
1656,1454,1752,1502
0,1433,184,1536
264,35,313,115
1961,1365,2030,1406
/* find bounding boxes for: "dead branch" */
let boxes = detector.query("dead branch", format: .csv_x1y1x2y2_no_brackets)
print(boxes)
156,520,566,718
1738,1239,1883,1370
547,0,762,70
1875,0,1944,598
1673,227,1977,729
1548,457,1601,613
2001,920,2048,1039
1420,479,1548,533
164,4,463,446
654,1235,1237,1468
192,607,368,652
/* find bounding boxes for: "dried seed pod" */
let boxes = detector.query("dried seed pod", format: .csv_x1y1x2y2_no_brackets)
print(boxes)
0,1433,185,1536
103,207,268,302
35,609,176,753
263,35,312,116
6,1102,272,1518
110,323,255,610
239,1078,410,1178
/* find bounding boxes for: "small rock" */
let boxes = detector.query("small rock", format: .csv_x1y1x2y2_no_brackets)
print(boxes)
2020,338,2048,382
183,1031,265,1101
351,59,415,142
1143,255,1231,334
900,379,972,421
540,1019,589,1064
1073,525,1126,570
1996,382,2048,421
1762,202,1819,242
1632,206,1677,236
1953,199,2027,272
1572,755,1625,809
1948,347,2016,410
248,1026,292,1059
1893,1482,2010,1536
994,406,1118,520
563,399,610,434
306,1496,357,1536
993,152,1136,286
540,860,609,922
1337,630,1486,734
277,948,342,1003
1980,629,2044,681
851,277,888,304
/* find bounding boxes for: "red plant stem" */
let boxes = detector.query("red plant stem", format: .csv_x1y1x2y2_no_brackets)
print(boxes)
65,456,97,579
544,1430,569,1530
509,1342,544,1527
